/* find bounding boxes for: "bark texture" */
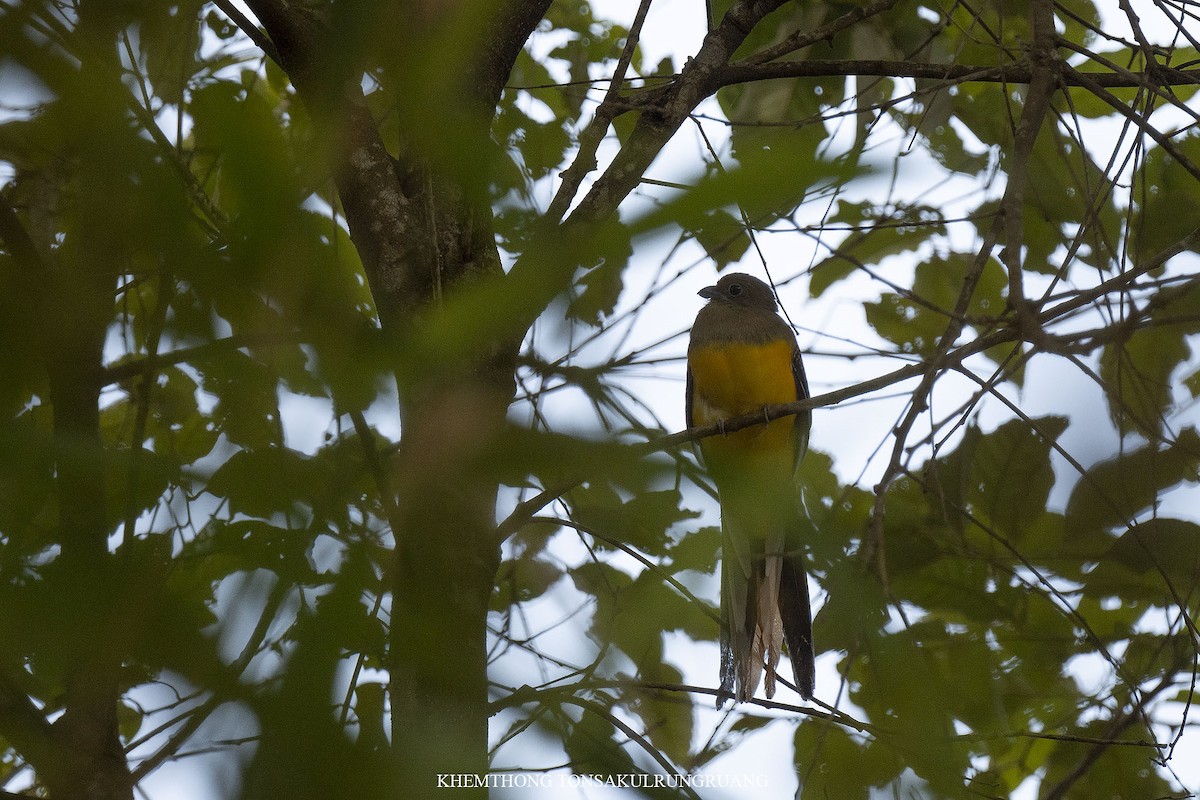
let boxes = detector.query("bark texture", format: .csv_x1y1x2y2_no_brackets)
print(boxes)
243,2,551,794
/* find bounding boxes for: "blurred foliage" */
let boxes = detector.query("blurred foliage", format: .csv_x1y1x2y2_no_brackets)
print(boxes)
1,0,1199,799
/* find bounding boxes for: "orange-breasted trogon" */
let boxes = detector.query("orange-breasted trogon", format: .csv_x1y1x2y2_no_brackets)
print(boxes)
685,273,815,703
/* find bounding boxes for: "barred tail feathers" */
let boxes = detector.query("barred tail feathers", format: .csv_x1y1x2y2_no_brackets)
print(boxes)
719,523,815,704
719,525,755,705
757,543,784,698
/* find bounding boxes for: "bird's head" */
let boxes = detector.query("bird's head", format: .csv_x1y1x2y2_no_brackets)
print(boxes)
698,273,779,312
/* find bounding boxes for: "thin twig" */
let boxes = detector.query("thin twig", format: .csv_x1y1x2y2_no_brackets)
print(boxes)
211,0,282,65
544,0,656,222
741,0,903,66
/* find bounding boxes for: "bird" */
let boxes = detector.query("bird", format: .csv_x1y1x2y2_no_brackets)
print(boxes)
685,272,815,703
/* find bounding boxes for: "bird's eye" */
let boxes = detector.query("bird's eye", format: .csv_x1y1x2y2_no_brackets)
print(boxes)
728,283,743,296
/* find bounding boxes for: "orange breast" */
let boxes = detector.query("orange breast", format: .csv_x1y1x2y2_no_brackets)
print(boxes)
689,340,798,461
689,340,798,420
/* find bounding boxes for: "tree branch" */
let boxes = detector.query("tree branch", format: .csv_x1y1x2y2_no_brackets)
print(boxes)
558,0,790,230
1056,37,1200,127
545,0,655,222
1041,670,1178,800
712,59,1200,91
470,0,555,115
741,0,903,66
210,0,281,65
97,329,301,387
1000,0,1059,318
0,197,47,274
0,670,59,784
242,0,435,323
503,0,793,339
1062,64,1200,184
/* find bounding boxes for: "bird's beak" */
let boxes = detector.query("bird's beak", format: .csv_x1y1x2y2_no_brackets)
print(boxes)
698,285,719,300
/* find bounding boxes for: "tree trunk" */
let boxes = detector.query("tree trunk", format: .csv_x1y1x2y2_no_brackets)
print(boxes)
244,2,551,794
42,3,134,798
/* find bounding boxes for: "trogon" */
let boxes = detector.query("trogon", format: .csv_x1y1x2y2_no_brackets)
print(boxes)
685,272,815,703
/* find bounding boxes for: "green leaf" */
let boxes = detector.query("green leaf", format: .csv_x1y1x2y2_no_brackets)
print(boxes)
563,701,644,779
847,624,973,796
118,699,145,743
1084,518,1200,603
947,83,1013,148
564,219,631,325
572,561,714,668
922,115,990,175
893,556,1013,626
571,560,634,604
864,252,1005,354
151,365,202,426
692,712,773,768
206,447,323,519
1120,630,1192,680
204,8,238,39
690,209,751,270
666,525,720,575
184,518,324,586
190,80,298,225
137,1,205,105
571,484,699,554
1072,595,1144,642
953,416,1068,542
796,449,869,568
0,416,56,551
1041,719,1174,800
622,663,694,765
1099,322,1190,438
814,558,888,654
494,101,571,183
1185,366,1200,398
994,593,1080,689
520,117,571,181
492,556,562,609
863,292,942,354
1133,134,1200,260
1026,129,1107,244
810,203,946,297
795,721,898,800
244,552,383,799
924,253,1007,318
103,444,179,527
1065,428,1200,539
944,1,1031,62
200,349,281,450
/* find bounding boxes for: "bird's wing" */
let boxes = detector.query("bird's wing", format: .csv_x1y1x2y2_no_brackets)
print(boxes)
791,345,811,471
685,365,695,429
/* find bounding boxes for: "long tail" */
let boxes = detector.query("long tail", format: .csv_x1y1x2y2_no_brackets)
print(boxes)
720,545,814,704
778,549,815,699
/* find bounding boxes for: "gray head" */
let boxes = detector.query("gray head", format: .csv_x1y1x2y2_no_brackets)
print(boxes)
697,273,778,312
